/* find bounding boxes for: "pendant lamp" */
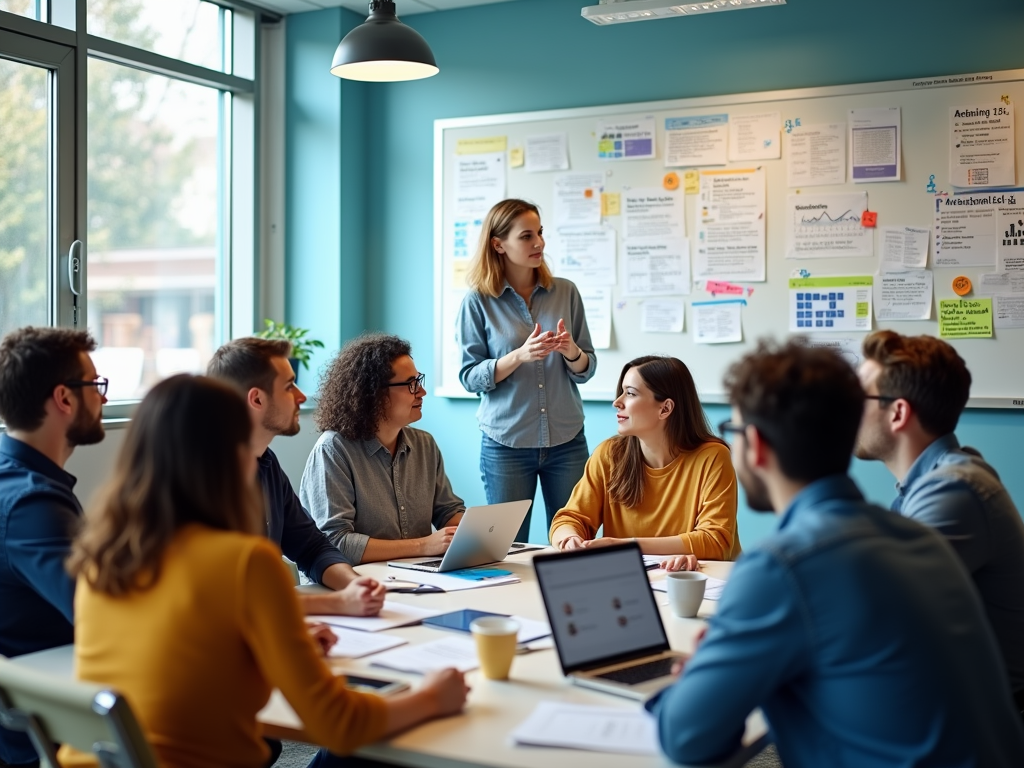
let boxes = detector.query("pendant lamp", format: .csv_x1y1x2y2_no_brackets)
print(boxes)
330,1,439,82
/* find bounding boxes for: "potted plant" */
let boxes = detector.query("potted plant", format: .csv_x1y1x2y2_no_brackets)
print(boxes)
255,319,325,382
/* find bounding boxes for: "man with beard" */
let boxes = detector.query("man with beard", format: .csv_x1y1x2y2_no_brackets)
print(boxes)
855,330,1024,718
208,338,385,617
646,339,1024,768
0,327,106,767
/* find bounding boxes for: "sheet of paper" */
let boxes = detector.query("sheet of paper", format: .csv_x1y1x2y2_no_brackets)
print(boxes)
623,188,685,240
597,115,656,161
384,567,521,593
640,299,684,333
873,270,933,321
692,300,743,343
805,336,863,368
849,107,901,182
451,218,483,261
950,103,1014,188
786,192,872,259
879,226,929,271
939,298,994,338
623,240,691,297
695,168,766,282
790,276,873,332
934,192,997,268
664,114,728,167
580,286,612,349
548,226,616,286
511,702,659,756
977,271,1024,295
601,192,621,217
526,133,569,173
728,112,780,161
553,172,603,227
996,295,1024,328
508,616,552,644
327,628,408,659
454,152,506,218
371,636,479,674
308,602,444,633
786,123,845,187
650,575,727,601
997,200,1024,271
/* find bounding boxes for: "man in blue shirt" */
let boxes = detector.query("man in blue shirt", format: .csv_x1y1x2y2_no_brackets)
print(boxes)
647,339,1024,767
0,327,107,767
208,338,385,616
855,329,1024,716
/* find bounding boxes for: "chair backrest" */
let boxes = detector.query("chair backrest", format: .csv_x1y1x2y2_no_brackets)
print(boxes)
0,656,158,768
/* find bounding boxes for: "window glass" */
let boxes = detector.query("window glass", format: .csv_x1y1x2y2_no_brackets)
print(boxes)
87,58,220,400
0,57,49,338
88,0,224,72
0,0,43,21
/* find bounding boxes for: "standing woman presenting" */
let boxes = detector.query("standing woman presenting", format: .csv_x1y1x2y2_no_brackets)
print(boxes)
456,198,596,542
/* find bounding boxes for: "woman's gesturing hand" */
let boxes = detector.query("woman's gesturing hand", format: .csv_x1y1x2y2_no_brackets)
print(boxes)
516,323,558,363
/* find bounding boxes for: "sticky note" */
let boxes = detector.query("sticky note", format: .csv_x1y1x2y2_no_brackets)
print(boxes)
601,192,621,217
684,170,700,194
861,211,877,227
452,261,469,289
509,147,524,168
939,298,993,338
456,136,507,155
663,172,680,191
953,275,973,296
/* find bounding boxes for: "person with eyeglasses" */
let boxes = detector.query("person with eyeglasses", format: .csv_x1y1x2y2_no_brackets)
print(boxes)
300,334,465,564
549,356,739,568
854,330,1024,720
0,326,107,767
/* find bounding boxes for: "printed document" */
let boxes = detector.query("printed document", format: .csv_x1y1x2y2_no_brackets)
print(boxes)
786,123,845,187
950,104,1014,188
664,114,728,167
597,116,656,161
623,240,690,297
786,193,872,259
640,299,685,333
874,270,933,321
511,702,659,756
384,567,520,593
728,112,780,161
553,172,603,228
692,300,743,344
933,193,998,268
454,152,506,218
623,189,685,240
879,226,929,272
849,107,901,182
308,602,444,633
580,286,612,349
789,276,873,333
371,636,480,674
548,226,616,286
996,201,1024,271
525,133,569,173
695,168,766,281
327,628,407,659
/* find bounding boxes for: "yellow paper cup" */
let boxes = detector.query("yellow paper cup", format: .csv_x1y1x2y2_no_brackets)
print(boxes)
469,617,520,680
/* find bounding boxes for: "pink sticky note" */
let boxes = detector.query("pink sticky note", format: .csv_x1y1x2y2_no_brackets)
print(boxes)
706,280,744,296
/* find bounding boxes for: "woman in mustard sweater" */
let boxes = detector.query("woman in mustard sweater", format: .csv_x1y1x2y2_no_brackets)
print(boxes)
549,356,740,567
67,375,468,768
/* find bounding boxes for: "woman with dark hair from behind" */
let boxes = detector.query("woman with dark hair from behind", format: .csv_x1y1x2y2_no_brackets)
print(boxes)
549,356,740,570
68,375,468,768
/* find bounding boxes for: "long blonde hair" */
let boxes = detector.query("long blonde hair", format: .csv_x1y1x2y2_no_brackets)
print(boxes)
466,198,553,297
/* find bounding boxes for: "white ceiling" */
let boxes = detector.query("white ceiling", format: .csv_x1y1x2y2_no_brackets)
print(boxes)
257,0,521,17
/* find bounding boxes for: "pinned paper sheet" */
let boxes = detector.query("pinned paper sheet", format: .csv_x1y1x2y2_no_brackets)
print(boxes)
692,300,744,344
509,147,524,168
879,226,929,272
525,133,568,173
939,298,993,338
705,279,745,297
640,299,684,333
601,192,621,217
874,270,933,321
456,136,507,155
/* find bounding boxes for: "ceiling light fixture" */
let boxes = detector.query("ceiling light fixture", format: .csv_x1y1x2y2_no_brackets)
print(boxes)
330,1,439,82
581,0,785,26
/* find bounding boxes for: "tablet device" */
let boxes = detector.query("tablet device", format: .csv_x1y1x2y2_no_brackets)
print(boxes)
344,674,410,696
422,609,507,633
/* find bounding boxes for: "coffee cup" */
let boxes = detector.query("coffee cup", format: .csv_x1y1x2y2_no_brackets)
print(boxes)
469,616,520,680
666,572,708,618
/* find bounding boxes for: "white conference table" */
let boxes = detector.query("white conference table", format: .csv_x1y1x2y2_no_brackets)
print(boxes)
15,550,768,768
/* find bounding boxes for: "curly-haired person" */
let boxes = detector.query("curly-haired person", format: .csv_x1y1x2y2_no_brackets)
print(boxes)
299,334,465,564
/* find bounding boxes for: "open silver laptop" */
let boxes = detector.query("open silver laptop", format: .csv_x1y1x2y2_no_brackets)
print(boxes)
387,500,531,573
533,542,684,701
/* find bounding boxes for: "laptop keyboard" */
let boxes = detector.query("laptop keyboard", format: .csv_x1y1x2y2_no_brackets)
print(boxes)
595,657,676,685
414,559,444,569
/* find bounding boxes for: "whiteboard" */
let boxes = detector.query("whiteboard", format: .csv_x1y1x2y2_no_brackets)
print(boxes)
434,69,1024,408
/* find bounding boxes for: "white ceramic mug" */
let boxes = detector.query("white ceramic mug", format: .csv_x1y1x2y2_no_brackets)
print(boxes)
666,571,708,618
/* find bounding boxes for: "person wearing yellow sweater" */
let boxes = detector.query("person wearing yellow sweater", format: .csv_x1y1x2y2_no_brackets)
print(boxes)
67,375,468,768
550,356,740,566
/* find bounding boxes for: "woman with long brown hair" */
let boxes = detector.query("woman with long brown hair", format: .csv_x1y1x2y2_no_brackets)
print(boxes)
68,375,467,768
456,198,596,542
549,356,740,566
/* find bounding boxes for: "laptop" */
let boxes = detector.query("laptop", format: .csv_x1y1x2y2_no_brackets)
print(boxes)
387,500,532,573
533,542,685,701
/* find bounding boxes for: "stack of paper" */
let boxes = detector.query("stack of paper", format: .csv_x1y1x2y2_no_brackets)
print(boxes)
384,567,520,592
511,702,659,755
371,636,480,674
326,627,408,659
307,601,444,632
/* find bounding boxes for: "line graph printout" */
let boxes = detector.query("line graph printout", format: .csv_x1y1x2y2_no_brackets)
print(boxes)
786,193,872,259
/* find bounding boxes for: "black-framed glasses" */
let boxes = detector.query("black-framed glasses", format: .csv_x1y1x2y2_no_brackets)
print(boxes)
65,376,109,397
718,420,749,439
864,394,900,404
385,373,425,395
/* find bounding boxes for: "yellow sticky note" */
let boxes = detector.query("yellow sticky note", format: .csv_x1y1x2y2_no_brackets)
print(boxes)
684,170,700,195
939,298,993,338
601,192,621,217
456,136,507,155
509,147,525,168
452,261,470,290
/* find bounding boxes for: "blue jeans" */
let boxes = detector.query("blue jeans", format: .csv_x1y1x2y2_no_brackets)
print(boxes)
479,430,589,542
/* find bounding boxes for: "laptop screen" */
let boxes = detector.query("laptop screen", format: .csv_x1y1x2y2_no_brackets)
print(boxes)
533,544,670,673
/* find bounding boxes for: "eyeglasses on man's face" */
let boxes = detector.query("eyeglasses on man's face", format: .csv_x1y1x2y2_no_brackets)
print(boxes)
863,394,900,404
718,420,749,440
385,373,426,395
65,376,109,397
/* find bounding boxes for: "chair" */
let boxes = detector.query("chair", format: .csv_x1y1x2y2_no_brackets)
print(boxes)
0,656,157,768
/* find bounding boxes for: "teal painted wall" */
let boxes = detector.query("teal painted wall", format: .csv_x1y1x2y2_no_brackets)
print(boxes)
286,0,1024,545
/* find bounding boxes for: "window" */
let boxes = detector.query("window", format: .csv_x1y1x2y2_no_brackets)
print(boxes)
0,0,273,408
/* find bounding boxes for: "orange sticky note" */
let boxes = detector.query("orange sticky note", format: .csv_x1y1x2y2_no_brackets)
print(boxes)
663,172,680,191
584,188,594,199
861,211,877,227
953,275,973,296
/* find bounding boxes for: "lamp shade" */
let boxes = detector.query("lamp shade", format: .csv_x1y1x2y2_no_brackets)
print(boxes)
330,1,439,82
